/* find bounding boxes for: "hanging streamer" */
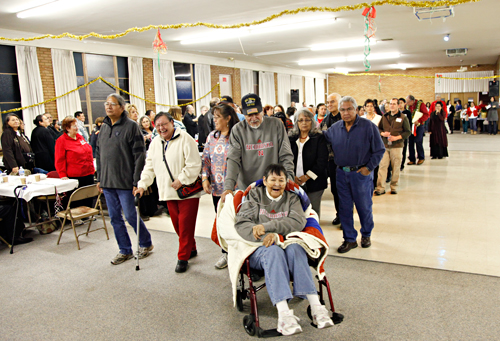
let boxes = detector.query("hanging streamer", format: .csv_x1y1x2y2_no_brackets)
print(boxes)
152,29,168,72
362,6,377,71
378,75,382,92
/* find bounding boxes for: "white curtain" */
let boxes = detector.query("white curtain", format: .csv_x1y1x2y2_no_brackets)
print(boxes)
258,71,276,107
240,69,254,97
315,78,326,105
277,73,291,107
128,57,146,115
51,49,82,120
435,71,494,93
15,46,45,136
304,77,315,106
291,75,303,105
153,59,177,113
194,64,211,117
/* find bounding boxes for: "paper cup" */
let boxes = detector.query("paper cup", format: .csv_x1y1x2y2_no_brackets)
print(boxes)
20,177,26,185
34,174,40,182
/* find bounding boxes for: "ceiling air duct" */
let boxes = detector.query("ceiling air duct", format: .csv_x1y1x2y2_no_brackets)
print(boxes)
446,48,468,57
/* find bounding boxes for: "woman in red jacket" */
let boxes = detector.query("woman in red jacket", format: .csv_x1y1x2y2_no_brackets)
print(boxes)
55,116,95,207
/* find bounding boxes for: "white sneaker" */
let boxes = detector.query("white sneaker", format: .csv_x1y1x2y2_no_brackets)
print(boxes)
214,253,228,269
277,309,302,336
311,304,334,329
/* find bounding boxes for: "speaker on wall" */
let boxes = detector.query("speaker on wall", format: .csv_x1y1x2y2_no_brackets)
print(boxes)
290,89,299,103
489,80,499,97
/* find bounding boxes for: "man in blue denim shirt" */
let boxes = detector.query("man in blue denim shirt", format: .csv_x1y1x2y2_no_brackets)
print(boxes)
324,96,385,253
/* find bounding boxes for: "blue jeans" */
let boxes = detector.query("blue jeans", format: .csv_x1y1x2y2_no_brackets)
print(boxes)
463,120,469,133
490,121,498,135
469,118,477,132
336,169,374,243
249,244,317,305
408,125,425,162
102,188,152,255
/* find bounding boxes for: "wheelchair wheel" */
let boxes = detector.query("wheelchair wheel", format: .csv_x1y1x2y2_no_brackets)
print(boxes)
236,289,244,312
243,314,256,336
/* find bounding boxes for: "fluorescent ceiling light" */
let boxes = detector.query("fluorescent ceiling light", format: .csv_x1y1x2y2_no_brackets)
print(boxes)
310,39,376,51
298,57,347,66
347,52,401,62
180,30,250,45
17,0,76,18
253,48,310,57
330,68,350,74
180,17,335,45
298,53,400,65
250,18,336,35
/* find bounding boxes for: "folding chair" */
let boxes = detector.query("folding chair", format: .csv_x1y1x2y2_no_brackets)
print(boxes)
56,184,109,250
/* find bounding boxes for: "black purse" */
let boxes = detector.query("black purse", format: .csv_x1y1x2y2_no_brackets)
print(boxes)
162,140,202,199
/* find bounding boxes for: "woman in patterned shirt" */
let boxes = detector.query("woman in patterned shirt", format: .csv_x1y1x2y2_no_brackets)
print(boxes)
201,103,239,269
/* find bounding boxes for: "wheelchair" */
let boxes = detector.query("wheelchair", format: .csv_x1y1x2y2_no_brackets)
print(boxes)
214,181,344,337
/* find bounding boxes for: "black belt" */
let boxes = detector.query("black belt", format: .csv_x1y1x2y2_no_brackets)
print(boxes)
339,165,364,172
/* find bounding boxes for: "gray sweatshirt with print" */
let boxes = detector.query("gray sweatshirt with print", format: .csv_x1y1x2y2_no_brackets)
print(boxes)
235,186,306,242
224,116,294,191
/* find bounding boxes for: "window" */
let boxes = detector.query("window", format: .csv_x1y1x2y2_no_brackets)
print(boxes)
0,45,22,126
73,52,130,130
253,71,259,95
174,62,194,113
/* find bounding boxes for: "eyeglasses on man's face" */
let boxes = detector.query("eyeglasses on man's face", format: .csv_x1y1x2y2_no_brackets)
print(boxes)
104,102,119,107
339,107,355,113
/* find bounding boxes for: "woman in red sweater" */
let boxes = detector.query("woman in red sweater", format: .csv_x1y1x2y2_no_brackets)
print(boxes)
55,116,95,207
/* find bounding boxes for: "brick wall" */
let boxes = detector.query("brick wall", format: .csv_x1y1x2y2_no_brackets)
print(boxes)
210,65,241,105
36,47,58,119
142,58,156,113
328,64,496,105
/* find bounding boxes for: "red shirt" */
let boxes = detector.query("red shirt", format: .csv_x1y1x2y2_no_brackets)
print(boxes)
409,101,430,125
55,133,95,178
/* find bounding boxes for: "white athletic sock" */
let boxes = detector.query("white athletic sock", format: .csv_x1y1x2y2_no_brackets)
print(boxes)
276,300,290,315
306,294,322,307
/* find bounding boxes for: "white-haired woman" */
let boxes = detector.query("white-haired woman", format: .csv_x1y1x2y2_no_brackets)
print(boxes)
288,108,328,218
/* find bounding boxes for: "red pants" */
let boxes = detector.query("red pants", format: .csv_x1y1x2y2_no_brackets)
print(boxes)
167,198,200,261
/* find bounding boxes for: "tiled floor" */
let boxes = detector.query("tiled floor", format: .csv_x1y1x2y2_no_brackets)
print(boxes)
146,133,500,277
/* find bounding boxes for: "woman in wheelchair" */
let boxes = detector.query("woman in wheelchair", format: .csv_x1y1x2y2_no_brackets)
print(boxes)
234,164,334,336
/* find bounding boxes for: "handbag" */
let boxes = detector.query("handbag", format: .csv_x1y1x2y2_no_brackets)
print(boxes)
22,152,35,164
162,140,202,199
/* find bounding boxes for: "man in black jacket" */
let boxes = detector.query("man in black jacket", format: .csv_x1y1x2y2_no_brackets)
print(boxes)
96,94,153,265
321,93,343,227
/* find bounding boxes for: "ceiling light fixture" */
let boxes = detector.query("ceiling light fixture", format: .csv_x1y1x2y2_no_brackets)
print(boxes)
444,34,450,41
298,52,400,65
346,52,401,62
180,17,336,45
298,57,347,66
253,48,310,57
16,0,78,18
330,68,350,74
310,39,376,51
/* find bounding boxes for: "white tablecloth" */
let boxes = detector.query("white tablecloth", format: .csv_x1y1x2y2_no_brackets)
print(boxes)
0,177,79,201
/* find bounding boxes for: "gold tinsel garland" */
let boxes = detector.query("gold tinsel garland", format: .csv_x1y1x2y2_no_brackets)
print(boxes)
0,77,221,114
0,0,481,42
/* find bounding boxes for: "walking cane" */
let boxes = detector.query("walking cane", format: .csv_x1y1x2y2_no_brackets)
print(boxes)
11,185,25,254
134,194,141,271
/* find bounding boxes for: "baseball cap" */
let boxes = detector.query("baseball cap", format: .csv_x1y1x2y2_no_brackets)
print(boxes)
241,93,263,115
220,95,234,104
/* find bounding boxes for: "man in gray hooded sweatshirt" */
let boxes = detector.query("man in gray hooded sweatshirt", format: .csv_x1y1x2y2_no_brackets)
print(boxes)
221,93,294,202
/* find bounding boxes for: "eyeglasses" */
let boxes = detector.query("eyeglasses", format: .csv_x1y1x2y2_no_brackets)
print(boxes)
297,119,312,123
104,102,119,107
339,107,355,113
156,122,171,128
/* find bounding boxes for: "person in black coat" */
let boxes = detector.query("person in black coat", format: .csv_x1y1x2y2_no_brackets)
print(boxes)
182,105,198,139
30,114,56,171
289,108,329,218
197,105,210,148
0,114,33,174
